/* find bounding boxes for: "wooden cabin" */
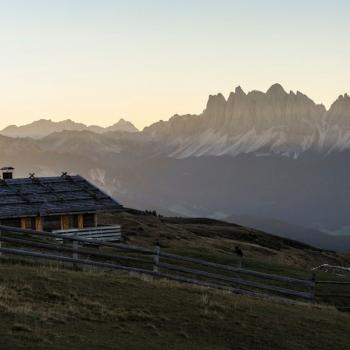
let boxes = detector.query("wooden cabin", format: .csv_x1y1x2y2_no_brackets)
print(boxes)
0,168,122,233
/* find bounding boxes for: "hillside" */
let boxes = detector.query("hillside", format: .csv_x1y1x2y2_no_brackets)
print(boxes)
226,214,350,253
0,259,350,350
99,210,350,271
0,210,350,349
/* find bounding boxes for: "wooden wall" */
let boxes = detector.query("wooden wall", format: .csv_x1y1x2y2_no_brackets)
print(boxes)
1,212,98,232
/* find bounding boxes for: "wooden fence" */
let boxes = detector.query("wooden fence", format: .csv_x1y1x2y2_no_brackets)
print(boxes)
53,225,122,242
0,224,315,302
311,264,350,310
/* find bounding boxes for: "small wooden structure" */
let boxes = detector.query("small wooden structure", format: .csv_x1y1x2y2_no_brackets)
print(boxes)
0,171,122,233
53,225,122,242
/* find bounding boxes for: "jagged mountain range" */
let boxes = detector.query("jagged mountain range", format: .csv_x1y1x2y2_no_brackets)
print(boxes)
0,118,138,139
2,84,350,158
1,83,350,251
144,84,350,158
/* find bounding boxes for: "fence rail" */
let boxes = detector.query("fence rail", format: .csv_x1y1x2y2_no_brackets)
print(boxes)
53,225,121,242
160,251,314,286
0,224,316,301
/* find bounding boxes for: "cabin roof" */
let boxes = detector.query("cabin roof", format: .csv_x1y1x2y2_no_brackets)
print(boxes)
0,175,122,219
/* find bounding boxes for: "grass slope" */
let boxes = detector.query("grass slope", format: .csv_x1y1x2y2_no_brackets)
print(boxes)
100,210,350,272
0,259,350,350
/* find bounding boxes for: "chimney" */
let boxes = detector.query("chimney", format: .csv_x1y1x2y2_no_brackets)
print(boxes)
1,167,14,180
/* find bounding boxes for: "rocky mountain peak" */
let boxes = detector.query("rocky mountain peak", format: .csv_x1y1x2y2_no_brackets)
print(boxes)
267,83,287,96
329,93,350,111
206,93,226,104
327,93,350,127
204,93,227,116
234,86,246,96
107,119,139,133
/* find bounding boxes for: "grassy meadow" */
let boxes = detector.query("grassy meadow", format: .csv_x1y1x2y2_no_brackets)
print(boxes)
0,259,350,350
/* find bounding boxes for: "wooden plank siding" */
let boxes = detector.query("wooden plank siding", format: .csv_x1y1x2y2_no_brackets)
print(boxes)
3,213,100,232
35,217,43,231
60,215,68,230
78,214,84,229
93,213,98,227
20,218,26,229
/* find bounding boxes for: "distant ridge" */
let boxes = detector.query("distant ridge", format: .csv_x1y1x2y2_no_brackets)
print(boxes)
3,83,350,151
0,118,139,139
144,83,350,158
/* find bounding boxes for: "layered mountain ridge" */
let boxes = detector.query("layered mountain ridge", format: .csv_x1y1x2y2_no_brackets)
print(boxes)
0,118,139,139
2,84,350,158
144,84,350,158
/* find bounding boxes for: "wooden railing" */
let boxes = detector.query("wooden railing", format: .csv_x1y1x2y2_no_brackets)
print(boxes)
53,225,121,242
0,224,315,302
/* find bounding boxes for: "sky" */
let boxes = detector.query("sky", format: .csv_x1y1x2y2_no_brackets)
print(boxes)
0,0,349,130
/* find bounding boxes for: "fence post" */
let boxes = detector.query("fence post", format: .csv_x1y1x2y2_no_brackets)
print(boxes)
311,272,316,302
72,234,79,269
153,242,160,273
237,257,242,269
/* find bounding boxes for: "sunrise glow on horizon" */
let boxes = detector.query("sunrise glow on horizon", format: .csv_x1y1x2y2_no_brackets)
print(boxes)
0,0,349,130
